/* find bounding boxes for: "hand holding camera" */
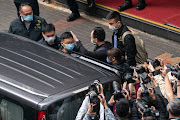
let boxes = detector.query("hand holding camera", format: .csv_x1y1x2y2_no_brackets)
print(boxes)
148,88,156,100
87,101,97,114
122,89,130,100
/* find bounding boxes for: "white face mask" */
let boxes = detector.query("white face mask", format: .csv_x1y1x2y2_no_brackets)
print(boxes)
45,36,55,45
109,25,116,31
109,22,118,31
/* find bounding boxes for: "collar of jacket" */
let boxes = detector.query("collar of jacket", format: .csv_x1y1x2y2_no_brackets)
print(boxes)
114,24,124,35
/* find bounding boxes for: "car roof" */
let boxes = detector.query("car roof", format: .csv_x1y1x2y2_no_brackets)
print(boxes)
0,32,119,110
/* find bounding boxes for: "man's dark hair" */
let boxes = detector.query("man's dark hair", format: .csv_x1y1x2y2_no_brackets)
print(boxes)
168,98,180,117
116,98,130,118
19,3,32,12
42,23,55,34
60,32,73,41
107,48,122,62
106,11,121,22
93,27,105,42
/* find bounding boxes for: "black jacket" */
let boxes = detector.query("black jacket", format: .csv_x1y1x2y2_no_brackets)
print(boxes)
148,95,169,120
112,61,129,74
112,24,136,66
76,41,112,63
38,36,61,50
9,15,47,41
14,0,37,3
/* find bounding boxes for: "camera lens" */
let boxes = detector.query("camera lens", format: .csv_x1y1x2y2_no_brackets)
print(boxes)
89,91,100,104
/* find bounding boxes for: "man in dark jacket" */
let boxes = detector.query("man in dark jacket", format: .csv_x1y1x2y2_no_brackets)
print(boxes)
106,11,136,66
106,48,129,82
71,27,112,63
9,3,47,41
14,0,39,16
38,23,61,50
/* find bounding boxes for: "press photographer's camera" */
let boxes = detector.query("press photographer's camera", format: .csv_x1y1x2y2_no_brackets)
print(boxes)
129,66,146,74
139,74,151,84
171,71,180,80
166,63,179,72
151,69,161,76
89,91,100,104
140,83,149,97
112,81,126,100
124,73,136,84
89,80,101,94
136,99,160,119
147,59,160,68
89,80,101,104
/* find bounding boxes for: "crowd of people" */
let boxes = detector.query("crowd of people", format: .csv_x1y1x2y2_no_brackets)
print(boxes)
76,59,180,120
8,2,180,120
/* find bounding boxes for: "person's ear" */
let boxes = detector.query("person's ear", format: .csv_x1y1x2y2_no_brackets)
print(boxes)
94,38,98,43
167,105,170,112
112,57,116,62
61,42,65,47
19,11,23,17
42,32,45,37
117,21,121,27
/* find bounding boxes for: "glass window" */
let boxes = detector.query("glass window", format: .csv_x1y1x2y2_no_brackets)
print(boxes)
0,99,23,120
47,82,114,120
0,96,36,120
48,91,86,120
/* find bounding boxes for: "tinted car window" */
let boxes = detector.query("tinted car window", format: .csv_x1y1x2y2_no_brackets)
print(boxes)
0,99,23,120
47,91,86,120
47,82,114,120
0,96,36,120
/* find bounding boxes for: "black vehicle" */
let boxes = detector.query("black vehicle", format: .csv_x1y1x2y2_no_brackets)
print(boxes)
0,32,120,120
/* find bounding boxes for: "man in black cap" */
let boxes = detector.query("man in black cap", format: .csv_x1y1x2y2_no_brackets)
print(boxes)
118,0,146,11
14,0,40,16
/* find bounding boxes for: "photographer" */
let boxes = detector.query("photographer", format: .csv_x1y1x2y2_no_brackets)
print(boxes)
81,82,117,120
107,80,140,120
161,64,180,119
147,59,178,99
83,93,116,120
76,81,104,120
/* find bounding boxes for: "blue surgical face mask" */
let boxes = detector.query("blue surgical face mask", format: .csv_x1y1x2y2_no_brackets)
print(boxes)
65,43,75,51
106,57,112,64
91,38,96,45
23,15,33,22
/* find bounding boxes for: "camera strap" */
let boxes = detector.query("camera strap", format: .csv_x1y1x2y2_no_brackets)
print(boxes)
94,103,100,120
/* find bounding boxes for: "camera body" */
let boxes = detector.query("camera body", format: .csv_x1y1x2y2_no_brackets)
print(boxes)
147,59,160,68
136,99,160,118
124,73,136,84
171,71,180,80
166,63,179,72
130,66,146,74
151,69,161,76
89,80,101,94
89,91,100,104
112,81,126,100
89,80,101,104
139,74,151,84
140,83,149,97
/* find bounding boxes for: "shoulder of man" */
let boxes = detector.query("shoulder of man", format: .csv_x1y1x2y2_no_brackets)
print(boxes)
33,15,47,24
10,17,22,25
54,36,61,43
122,31,135,44
38,38,47,45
